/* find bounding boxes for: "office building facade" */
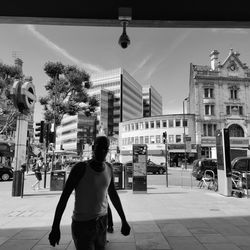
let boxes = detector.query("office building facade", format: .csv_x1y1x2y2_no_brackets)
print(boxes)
143,85,162,117
89,68,143,136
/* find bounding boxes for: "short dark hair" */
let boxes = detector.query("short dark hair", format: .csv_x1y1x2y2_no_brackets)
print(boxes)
93,136,110,150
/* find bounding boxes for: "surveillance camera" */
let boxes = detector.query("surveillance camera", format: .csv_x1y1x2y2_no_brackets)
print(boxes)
118,32,130,49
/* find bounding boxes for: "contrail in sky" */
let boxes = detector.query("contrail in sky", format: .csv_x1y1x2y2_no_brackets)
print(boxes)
145,30,191,80
132,54,152,75
26,25,105,73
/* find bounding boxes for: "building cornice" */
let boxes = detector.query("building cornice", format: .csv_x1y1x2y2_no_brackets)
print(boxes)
194,75,250,82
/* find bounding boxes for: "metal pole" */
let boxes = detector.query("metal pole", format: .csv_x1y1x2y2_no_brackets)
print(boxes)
183,98,187,170
165,136,168,187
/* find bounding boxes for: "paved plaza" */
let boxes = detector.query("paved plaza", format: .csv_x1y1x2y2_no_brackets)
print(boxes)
1,174,250,250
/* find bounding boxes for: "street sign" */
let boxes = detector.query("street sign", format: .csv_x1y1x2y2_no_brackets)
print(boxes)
11,80,36,115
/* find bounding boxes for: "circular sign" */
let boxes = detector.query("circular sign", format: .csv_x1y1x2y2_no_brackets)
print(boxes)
20,81,36,110
11,80,36,114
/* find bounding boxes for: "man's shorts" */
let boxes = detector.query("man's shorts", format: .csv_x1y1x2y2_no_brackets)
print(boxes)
71,214,108,250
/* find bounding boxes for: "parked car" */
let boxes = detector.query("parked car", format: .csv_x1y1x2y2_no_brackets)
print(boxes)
231,156,250,188
192,158,217,181
123,161,166,174
147,160,166,174
0,165,13,181
231,157,250,172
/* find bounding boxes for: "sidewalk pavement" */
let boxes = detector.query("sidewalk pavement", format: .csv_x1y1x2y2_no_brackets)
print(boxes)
1,179,250,250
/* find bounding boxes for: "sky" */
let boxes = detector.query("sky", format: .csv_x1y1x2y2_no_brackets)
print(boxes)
1,24,250,123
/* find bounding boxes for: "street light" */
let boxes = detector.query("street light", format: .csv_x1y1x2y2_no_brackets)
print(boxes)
183,97,189,170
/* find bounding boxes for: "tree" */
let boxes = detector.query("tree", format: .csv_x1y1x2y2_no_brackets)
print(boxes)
40,62,99,143
0,62,23,135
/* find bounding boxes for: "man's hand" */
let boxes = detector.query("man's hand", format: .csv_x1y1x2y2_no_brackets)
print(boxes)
121,220,131,236
48,227,60,247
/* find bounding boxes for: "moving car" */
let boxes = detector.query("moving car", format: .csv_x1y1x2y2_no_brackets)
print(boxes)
0,165,13,181
192,158,217,181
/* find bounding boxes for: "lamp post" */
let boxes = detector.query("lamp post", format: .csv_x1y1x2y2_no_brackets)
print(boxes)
183,97,188,170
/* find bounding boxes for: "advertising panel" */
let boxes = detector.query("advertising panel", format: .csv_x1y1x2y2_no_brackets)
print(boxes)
132,144,147,193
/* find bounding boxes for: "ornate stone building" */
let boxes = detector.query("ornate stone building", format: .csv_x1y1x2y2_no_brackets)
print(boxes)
188,49,250,158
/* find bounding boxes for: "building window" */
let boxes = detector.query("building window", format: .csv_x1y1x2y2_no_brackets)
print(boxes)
205,105,215,115
139,122,143,129
162,120,167,127
131,124,134,130
230,89,238,99
169,120,173,127
175,119,181,127
176,135,181,143
203,124,217,136
169,135,174,143
228,124,244,137
204,88,214,98
156,135,161,143
183,119,187,127
156,120,161,128
135,123,138,130
145,122,149,129
135,136,139,144
150,135,155,144
131,137,134,144
239,106,243,115
128,124,130,131
226,105,244,116
145,136,149,144
150,121,154,128
140,136,143,144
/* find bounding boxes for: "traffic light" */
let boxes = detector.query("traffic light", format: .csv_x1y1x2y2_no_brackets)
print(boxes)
35,120,45,143
45,123,55,147
163,131,167,144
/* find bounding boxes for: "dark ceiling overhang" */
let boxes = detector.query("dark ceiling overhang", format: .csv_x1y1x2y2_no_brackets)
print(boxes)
1,1,250,28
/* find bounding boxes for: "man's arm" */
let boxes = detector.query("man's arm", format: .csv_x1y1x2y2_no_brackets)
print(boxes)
108,166,130,236
49,162,85,246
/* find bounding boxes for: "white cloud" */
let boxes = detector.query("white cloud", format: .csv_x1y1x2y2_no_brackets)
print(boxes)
25,25,105,73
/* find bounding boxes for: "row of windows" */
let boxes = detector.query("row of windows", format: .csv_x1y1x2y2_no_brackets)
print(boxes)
123,119,188,132
204,88,239,100
94,81,120,89
122,134,183,145
204,105,244,116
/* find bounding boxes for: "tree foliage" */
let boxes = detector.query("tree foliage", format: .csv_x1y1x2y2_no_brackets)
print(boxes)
40,62,99,126
0,62,23,135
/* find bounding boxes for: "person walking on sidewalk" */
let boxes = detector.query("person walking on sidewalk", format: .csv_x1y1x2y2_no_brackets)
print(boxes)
48,136,130,250
31,157,43,190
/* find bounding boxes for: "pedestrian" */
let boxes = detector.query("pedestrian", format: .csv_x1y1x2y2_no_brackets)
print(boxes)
48,158,53,172
31,157,43,190
48,136,130,249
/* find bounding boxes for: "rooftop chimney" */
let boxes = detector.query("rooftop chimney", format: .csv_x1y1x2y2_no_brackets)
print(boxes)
209,50,219,70
14,58,23,73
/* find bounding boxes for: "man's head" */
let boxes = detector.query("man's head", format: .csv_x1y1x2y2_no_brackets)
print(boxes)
92,136,110,162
